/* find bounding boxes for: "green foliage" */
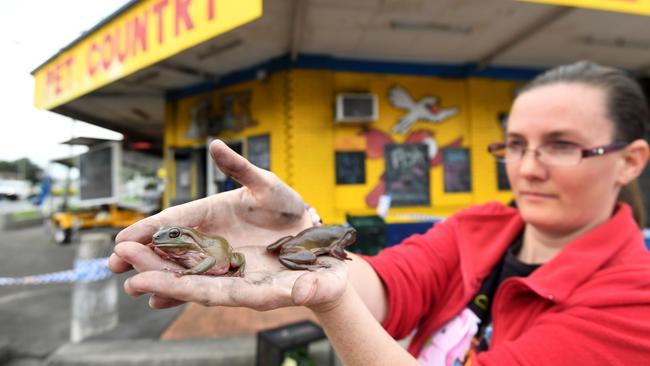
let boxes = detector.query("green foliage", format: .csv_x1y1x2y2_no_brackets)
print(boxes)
282,346,317,366
0,158,43,183
12,210,43,220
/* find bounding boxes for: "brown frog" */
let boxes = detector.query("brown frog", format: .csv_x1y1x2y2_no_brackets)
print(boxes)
266,225,357,270
151,226,245,276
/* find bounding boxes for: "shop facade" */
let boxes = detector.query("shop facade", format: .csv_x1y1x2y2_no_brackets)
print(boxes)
164,57,527,224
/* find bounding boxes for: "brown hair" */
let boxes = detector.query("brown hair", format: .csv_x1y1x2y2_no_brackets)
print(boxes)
519,61,649,227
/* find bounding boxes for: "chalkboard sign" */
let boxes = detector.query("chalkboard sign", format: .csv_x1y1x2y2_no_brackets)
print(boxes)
384,144,430,206
335,152,366,184
497,161,511,191
79,141,119,203
442,148,471,193
248,134,270,171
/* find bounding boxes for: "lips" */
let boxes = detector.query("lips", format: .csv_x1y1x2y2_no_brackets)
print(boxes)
520,191,557,199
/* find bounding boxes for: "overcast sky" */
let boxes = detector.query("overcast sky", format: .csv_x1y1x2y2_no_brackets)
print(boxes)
0,1,131,178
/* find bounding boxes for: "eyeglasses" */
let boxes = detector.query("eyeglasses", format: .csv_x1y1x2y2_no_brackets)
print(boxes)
487,141,627,167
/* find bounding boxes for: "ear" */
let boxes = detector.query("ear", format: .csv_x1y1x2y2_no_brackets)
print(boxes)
616,139,650,186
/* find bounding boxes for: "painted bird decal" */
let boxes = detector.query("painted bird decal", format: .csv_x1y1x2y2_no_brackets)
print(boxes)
389,85,459,134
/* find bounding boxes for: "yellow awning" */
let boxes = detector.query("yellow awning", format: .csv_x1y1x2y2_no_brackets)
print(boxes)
32,0,262,110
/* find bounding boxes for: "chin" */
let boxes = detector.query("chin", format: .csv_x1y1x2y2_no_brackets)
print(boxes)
518,204,568,231
520,209,589,236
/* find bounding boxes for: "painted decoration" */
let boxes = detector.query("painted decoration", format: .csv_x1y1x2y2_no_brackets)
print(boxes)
388,85,459,134
185,99,211,139
208,91,258,134
358,128,463,207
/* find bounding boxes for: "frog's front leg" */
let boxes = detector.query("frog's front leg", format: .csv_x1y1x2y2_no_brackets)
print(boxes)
266,236,295,253
326,236,352,261
176,255,217,276
227,252,246,277
279,248,330,271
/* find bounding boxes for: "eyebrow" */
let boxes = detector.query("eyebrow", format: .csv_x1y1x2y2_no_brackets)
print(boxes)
506,130,581,140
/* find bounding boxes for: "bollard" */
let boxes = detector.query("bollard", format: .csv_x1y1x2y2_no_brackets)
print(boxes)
70,232,118,343
256,320,334,366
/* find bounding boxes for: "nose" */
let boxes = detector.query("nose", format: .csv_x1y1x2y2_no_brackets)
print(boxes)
516,148,548,179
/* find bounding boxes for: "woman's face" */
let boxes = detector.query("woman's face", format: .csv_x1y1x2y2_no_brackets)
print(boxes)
506,82,624,235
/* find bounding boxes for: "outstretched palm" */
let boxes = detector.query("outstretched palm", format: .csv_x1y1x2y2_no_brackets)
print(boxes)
110,140,347,311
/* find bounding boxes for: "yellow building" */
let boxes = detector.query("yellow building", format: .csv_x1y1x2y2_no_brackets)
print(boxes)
165,65,522,224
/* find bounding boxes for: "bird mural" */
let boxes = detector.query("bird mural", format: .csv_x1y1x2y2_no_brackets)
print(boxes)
357,127,463,208
388,85,459,134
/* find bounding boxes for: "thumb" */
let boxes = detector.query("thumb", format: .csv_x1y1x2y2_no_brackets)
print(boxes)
291,267,347,307
209,139,269,192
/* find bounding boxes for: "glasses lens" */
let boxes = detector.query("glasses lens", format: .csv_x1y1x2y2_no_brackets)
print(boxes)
505,143,524,162
538,144,581,167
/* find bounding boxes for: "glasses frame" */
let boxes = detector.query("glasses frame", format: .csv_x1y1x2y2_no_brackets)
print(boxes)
487,142,628,167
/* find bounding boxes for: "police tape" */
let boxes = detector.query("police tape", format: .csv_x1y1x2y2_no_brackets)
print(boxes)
0,258,112,286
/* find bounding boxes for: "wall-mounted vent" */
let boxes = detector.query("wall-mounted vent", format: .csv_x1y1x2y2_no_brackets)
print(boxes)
335,93,378,123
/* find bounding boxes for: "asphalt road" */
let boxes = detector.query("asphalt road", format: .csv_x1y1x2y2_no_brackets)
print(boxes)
0,223,184,365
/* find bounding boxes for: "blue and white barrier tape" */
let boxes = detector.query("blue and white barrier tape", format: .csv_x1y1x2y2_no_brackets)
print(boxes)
0,257,112,286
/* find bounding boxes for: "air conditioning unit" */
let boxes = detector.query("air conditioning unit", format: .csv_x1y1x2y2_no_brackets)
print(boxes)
335,93,378,123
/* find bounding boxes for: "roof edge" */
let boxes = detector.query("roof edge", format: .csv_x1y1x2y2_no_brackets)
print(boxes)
166,53,544,100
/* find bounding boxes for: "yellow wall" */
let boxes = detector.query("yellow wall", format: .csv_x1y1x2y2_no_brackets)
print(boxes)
165,71,290,204
165,69,520,224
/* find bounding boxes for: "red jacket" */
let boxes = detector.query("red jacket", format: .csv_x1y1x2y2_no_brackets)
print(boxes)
364,202,650,365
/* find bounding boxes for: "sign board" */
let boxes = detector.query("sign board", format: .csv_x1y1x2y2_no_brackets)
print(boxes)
497,162,511,191
78,141,121,205
33,0,263,110
442,148,471,193
517,0,650,16
247,134,271,171
335,151,366,185
384,144,430,206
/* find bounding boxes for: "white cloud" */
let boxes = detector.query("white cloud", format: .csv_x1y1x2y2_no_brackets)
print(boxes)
0,0,130,175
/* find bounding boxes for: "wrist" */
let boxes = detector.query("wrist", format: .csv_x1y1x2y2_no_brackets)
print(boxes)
308,283,352,315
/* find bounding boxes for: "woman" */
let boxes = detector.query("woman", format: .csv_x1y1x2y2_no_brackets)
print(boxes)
110,61,650,365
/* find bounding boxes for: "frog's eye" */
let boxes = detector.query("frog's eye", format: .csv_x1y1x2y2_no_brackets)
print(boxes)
168,228,180,238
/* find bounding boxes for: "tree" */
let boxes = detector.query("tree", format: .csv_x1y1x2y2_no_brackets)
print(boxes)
0,158,44,183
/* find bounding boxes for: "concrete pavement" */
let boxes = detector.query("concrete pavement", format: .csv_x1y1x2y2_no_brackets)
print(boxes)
0,224,341,365
0,225,183,365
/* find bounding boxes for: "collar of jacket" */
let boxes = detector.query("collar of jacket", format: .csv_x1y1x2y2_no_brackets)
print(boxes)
456,202,642,303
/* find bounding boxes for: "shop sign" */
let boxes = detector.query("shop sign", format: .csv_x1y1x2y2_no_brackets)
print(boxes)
33,0,262,110
517,0,650,16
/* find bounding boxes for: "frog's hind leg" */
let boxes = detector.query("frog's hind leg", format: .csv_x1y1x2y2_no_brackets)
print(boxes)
280,257,330,271
279,250,330,271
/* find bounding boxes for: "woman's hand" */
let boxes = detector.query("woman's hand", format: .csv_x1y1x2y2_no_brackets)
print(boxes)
108,139,347,310
114,242,348,310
